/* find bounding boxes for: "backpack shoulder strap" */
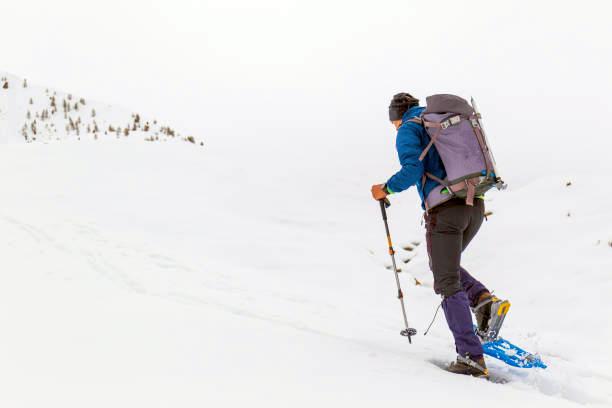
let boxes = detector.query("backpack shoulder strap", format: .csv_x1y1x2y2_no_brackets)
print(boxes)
406,117,423,125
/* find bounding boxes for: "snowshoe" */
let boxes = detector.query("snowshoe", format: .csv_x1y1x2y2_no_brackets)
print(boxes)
481,336,547,369
446,355,489,378
473,294,510,342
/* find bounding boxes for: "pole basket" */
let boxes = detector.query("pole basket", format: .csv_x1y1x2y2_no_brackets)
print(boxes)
401,328,417,338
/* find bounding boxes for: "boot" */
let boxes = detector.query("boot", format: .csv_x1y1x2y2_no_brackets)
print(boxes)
473,292,511,341
447,355,488,378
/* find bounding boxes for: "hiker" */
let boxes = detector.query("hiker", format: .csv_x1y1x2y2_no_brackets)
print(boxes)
371,93,508,378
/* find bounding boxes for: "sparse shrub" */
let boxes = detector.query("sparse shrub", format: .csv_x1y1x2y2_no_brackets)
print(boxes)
186,136,195,144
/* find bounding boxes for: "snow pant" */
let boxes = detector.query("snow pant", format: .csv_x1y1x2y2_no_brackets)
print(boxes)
424,198,489,358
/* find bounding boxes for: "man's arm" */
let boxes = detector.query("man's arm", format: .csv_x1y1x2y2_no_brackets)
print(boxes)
385,122,424,194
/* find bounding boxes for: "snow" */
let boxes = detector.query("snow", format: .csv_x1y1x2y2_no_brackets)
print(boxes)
0,117,610,406
0,72,200,145
1,44,612,408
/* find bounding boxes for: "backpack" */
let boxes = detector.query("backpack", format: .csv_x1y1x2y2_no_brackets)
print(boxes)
408,94,506,211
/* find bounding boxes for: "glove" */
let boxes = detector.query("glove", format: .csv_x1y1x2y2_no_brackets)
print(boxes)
371,184,388,200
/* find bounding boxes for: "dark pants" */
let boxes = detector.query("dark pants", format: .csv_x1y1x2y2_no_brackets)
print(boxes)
425,198,489,358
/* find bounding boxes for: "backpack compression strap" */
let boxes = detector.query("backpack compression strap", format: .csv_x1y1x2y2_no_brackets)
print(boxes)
405,117,440,161
417,115,463,161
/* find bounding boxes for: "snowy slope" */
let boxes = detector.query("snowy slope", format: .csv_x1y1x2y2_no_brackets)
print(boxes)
0,72,611,408
0,72,201,146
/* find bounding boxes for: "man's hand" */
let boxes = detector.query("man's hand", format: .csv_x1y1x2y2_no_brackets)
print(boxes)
371,184,388,201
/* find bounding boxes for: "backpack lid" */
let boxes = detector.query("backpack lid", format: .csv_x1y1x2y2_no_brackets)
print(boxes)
424,94,474,116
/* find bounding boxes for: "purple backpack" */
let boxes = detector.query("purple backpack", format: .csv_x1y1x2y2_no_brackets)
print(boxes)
409,94,506,211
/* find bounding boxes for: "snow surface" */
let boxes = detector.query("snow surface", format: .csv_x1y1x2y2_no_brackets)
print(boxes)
0,71,611,408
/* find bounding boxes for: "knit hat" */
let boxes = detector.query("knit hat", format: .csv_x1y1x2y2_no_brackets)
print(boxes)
388,92,419,121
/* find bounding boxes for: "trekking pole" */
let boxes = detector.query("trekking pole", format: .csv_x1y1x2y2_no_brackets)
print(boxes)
379,199,417,343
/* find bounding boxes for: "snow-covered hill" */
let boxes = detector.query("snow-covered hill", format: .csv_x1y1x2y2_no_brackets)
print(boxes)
0,72,201,146
0,71,610,408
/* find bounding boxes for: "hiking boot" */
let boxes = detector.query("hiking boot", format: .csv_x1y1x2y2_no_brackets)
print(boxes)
447,355,489,378
473,292,511,341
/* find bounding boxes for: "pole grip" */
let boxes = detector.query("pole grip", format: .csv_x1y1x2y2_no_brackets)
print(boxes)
379,200,386,220
379,199,390,220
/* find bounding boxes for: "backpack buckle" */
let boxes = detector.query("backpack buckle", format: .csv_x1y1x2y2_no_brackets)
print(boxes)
441,115,461,129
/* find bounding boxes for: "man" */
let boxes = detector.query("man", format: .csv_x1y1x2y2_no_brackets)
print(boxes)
371,93,507,378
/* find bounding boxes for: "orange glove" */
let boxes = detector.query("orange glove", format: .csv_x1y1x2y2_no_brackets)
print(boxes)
371,184,388,200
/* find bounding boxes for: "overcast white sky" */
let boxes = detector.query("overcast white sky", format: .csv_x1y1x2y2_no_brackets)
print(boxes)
2,0,611,160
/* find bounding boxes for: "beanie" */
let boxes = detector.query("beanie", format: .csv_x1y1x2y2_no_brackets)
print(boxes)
388,92,419,121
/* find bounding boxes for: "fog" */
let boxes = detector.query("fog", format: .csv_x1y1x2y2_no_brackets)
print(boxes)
3,1,611,167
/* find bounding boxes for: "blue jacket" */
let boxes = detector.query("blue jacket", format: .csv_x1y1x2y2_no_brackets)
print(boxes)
386,106,446,209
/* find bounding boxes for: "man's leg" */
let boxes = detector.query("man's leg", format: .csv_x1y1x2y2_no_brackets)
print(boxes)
456,199,509,338
459,199,489,307
425,202,483,359
459,267,488,308
442,291,483,357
